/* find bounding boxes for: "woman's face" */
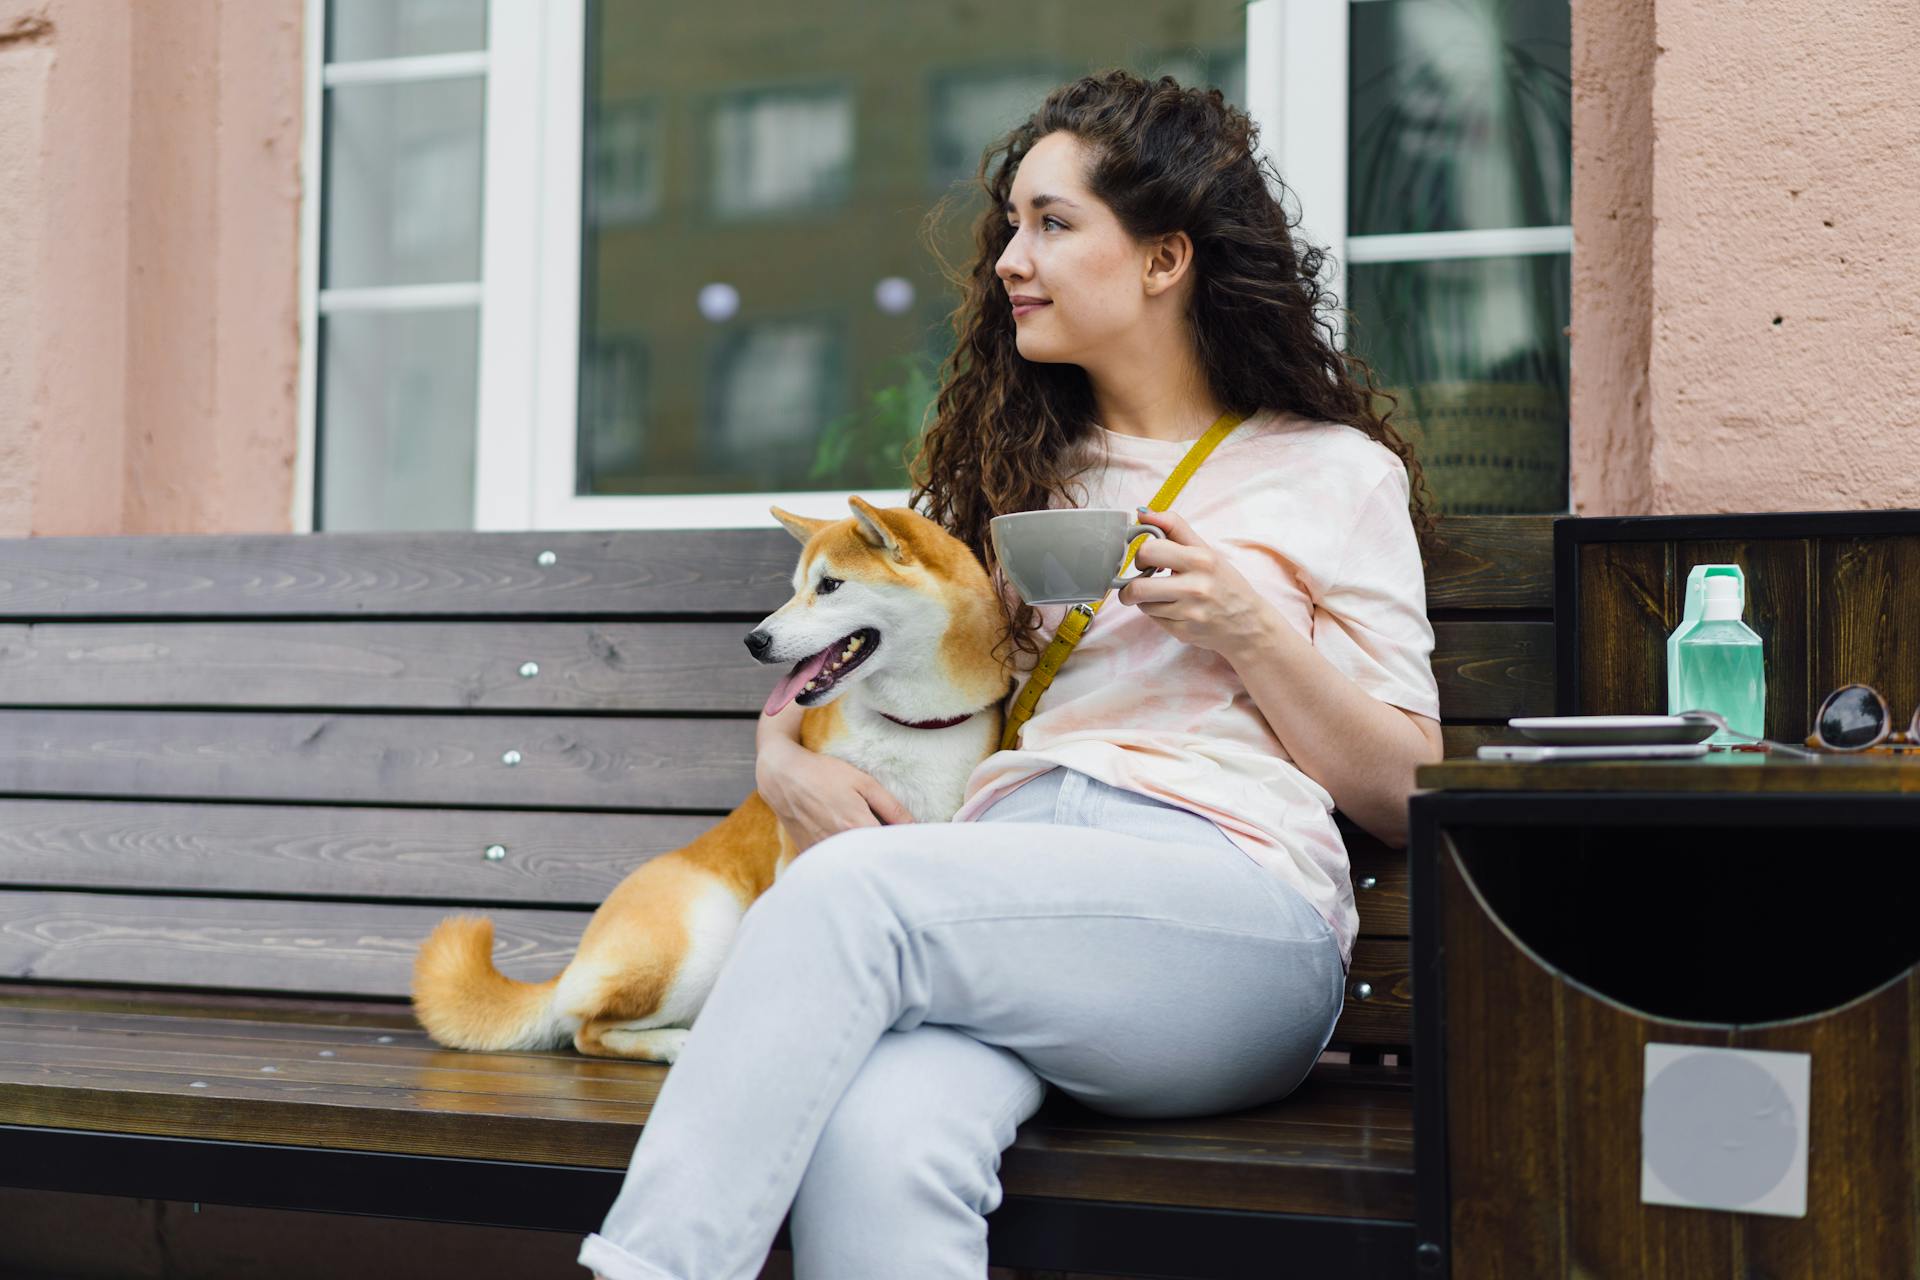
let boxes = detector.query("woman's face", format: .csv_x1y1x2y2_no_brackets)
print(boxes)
995,132,1159,367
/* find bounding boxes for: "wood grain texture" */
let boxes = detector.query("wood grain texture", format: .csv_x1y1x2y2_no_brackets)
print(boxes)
0,617,1547,724
1577,540,1671,717
1418,755,1920,793
1344,830,1409,936
0,709,758,810
1813,534,1920,732
1560,981,1736,1276
1739,970,1918,1278
0,621,787,713
0,893,589,996
0,529,800,619
0,518,1545,620
0,799,714,905
1333,939,1410,1048
1440,834,1567,1280
1424,516,1555,611
0,1002,1416,1218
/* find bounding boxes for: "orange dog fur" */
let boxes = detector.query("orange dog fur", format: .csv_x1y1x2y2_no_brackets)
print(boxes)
411,497,1013,1061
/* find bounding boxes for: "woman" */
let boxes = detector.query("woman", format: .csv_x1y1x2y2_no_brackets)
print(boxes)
582,69,1444,1280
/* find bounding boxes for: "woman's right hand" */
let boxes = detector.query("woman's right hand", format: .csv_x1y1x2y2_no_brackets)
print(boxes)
755,735,916,854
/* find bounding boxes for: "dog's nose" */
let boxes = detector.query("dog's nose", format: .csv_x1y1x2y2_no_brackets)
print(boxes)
744,629,772,662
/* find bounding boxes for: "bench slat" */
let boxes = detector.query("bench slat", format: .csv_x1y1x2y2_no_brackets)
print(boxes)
0,520,1545,619
0,799,706,907
1333,939,1410,1048
0,797,1416,941
0,619,1548,719
0,1002,1413,1218
0,710,1505,810
0,710,756,810
0,892,1410,1049
0,892,586,996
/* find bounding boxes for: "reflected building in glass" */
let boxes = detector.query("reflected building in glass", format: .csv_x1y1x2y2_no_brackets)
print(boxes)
576,0,1247,499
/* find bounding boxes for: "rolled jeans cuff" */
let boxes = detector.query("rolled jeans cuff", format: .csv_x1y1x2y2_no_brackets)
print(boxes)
578,1232,682,1280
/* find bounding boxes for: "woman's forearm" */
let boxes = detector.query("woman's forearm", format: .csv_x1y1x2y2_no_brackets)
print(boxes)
1221,603,1441,847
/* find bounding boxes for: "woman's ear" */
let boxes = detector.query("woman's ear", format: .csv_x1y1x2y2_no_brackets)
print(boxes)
1142,230,1196,298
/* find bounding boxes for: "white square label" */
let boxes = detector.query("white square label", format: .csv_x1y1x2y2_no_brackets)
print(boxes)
1641,1042,1810,1218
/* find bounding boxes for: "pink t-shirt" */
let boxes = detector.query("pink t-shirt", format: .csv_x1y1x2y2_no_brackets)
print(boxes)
950,408,1441,966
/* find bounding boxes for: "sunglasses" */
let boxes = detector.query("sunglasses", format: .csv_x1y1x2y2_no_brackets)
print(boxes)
1805,683,1920,753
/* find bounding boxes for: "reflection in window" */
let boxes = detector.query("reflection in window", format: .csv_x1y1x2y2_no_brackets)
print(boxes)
709,86,855,219
580,0,1249,500
1348,254,1570,515
591,100,663,226
705,319,846,486
926,67,1070,194
1349,0,1571,237
578,336,650,493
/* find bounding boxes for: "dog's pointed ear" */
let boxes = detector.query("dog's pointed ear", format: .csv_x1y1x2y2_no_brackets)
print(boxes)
770,505,830,545
848,496,910,563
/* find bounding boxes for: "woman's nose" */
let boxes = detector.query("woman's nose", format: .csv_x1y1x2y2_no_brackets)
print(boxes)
996,235,1029,284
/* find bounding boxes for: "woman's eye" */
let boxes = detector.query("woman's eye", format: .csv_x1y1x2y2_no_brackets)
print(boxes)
817,577,840,595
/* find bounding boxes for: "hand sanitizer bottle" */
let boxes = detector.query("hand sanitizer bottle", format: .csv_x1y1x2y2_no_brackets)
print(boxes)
1667,564,1743,714
1675,574,1765,744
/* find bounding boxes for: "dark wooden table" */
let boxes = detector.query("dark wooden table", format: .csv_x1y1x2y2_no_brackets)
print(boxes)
1406,757,1920,1280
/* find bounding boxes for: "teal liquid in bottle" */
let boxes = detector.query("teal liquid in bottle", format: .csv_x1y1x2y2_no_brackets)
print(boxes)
1675,575,1765,743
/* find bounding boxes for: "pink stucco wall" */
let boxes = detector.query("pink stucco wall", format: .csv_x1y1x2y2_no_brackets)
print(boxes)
1,1,1914,534
0,0,301,536
1571,0,1920,514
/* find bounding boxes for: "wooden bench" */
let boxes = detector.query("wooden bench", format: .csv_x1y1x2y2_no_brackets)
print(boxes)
0,514,1553,1279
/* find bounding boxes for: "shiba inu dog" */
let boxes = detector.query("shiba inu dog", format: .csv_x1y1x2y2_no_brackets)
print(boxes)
411,496,1013,1062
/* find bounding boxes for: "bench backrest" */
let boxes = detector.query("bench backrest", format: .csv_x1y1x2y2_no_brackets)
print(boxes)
1560,510,1920,740
0,515,1554,1051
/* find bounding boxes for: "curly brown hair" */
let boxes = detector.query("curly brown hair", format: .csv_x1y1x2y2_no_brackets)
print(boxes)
903,68,1441,670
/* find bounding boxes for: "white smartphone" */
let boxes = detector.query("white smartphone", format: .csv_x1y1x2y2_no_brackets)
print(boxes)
1476,742,1712,762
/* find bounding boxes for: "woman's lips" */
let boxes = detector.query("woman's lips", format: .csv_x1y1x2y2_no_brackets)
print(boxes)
1012,301,1050,318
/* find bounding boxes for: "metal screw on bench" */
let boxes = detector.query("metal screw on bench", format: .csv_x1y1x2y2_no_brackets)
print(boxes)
1358,875,1378,890
1353,982,1374,1001
485,844,506,861
502,750,521,766
536,550,557,567
519,661,540,678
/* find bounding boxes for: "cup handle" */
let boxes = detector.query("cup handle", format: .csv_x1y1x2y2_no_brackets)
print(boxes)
1110,524,1165,589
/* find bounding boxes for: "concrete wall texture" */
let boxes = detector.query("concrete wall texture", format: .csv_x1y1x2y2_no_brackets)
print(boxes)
1570,0,1919,513
0,0,1914,536
0,0,301,536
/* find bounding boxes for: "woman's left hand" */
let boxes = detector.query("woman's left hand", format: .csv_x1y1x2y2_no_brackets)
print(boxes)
1117,507,1274,661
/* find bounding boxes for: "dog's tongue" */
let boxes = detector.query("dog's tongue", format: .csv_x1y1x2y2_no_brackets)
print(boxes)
763,645,835,716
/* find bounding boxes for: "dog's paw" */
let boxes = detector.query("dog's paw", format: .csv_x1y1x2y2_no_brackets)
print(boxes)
599,1026,690,1063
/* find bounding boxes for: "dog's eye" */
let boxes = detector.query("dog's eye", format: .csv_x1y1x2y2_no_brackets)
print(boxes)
816,576,841,596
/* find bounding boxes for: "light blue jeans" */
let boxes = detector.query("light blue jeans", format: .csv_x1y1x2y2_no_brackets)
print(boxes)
578,765,1346,1280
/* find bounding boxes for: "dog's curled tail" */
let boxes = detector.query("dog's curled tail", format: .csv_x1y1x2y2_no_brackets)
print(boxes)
412,914,568,1051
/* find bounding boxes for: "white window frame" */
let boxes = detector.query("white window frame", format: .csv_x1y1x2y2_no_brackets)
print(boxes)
300,0,1571,534
295,0,492,533
1254,0,1574,352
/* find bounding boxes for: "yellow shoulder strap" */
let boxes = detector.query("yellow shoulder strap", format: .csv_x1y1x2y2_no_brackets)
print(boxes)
998,409,1246,752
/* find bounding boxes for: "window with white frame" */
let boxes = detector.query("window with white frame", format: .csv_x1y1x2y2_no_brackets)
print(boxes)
299,0,490,532
301,0,1568,532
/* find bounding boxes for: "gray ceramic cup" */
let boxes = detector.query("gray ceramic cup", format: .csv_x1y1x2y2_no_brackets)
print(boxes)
989,508,1164,605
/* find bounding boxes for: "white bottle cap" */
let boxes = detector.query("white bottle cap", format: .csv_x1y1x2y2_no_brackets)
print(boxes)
1703,574,1742,620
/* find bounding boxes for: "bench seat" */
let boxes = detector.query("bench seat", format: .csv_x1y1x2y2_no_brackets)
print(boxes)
0,985,1413,1225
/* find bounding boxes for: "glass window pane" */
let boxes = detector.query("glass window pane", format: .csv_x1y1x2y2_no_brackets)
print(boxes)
709,86,855,220
1346,253,1569,514
1349,0,1571,236
328,0,486,63
577,0,1249,499
324,79,485,289
320,308,479,530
